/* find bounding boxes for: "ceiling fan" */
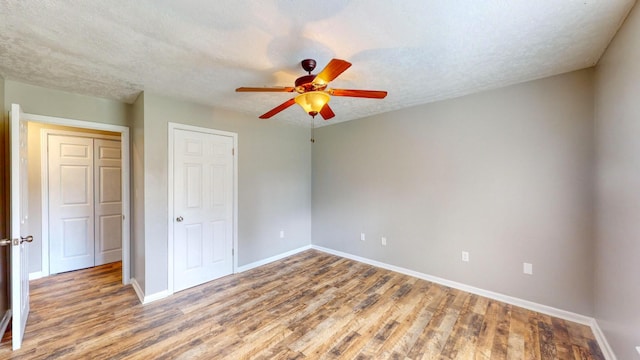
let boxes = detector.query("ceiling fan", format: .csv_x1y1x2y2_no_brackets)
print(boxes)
236,58,388,120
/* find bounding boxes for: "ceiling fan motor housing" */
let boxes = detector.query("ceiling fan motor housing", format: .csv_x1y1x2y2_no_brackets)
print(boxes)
294,74,326,93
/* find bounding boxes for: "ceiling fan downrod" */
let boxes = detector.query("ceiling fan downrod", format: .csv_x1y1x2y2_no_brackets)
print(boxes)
310,116,315,143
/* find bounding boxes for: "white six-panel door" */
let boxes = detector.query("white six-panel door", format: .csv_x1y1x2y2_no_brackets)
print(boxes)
10,103,31,350
94,139,123,265
48,135,95,274
173,128,234,292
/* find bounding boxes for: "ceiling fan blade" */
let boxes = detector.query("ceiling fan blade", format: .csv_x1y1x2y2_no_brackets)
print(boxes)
329,89,388,99
319,104,335,120
258,98,296,119
236,86,295,92
313,59,352,85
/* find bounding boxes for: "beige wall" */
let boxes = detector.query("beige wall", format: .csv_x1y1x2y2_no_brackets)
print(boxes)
4,81,128,127
594,2,640,359
1,80,312,299
139,93,312,295
130,93,145,291
312,69,595,315
0,75,7,317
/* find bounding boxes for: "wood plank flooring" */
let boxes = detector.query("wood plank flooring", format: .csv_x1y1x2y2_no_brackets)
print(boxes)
0,250,604,359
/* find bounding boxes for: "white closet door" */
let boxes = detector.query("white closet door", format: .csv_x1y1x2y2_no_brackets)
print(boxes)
48,135,95,274
94,139,122,265
173,128,234,292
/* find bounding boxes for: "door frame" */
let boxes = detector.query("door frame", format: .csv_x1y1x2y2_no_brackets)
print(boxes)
24,112,131,285
167,122,238,295
41,129,121,277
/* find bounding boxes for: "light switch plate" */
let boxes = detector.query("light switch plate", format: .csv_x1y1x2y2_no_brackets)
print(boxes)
523,262,533,275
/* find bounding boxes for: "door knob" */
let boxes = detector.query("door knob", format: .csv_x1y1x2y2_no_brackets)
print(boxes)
176,216,184,222
21,235,34,244
0,239,11,247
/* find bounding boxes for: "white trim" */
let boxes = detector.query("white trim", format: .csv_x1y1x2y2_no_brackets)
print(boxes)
130,278,170,305
28,271,44,281
23,112,131,285
40,128,120,140
167,124,175,295
311,245,593,325
167,122,238,296
636,346,639,356
590,319,618,360
0,309,11,340
130,278,145,304
40,128,120,279
237,245,312,273
232,134,239,277
40,129,50,277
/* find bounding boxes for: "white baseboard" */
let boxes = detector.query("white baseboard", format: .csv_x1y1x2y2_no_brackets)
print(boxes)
0,309,11,340
130,245,312,304
236,245,312,273
130,278,171,305
590,319,618,360
143,290,171,304
29,271,44,281
311,245,593,326
130,278,145,303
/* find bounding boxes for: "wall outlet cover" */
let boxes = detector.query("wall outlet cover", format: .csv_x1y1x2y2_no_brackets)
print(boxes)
523,262,533,275
381,236,387,246
461,251,469,262
360,233,366,241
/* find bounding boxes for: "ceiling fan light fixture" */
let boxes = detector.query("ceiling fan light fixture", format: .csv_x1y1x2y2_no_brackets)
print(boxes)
237,58,386,119
295,91,330,117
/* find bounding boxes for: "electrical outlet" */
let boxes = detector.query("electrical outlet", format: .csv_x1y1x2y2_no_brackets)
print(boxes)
523,262,533,275
279,230,284,239
461,251,469,262
381,236,387,246
360,233,366,241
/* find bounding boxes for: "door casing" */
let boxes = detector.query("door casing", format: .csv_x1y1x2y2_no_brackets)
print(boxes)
25,112,130,284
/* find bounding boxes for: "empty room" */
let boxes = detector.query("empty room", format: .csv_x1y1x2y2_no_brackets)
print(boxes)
0,1,639,359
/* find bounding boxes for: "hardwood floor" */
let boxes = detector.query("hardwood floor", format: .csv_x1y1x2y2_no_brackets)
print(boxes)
0,250,604,359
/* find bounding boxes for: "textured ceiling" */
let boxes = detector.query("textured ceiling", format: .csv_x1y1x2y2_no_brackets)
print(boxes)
0,0,636,126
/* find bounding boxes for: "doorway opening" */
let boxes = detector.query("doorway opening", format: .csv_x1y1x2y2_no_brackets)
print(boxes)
23,112,130,284
40,128,122,275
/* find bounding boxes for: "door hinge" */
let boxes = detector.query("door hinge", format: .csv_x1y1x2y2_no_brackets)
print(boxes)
232,248,234,256
122,214,125,221
232,148,235,156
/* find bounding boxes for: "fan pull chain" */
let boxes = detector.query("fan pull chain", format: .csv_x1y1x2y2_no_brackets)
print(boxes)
310,116,315,143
